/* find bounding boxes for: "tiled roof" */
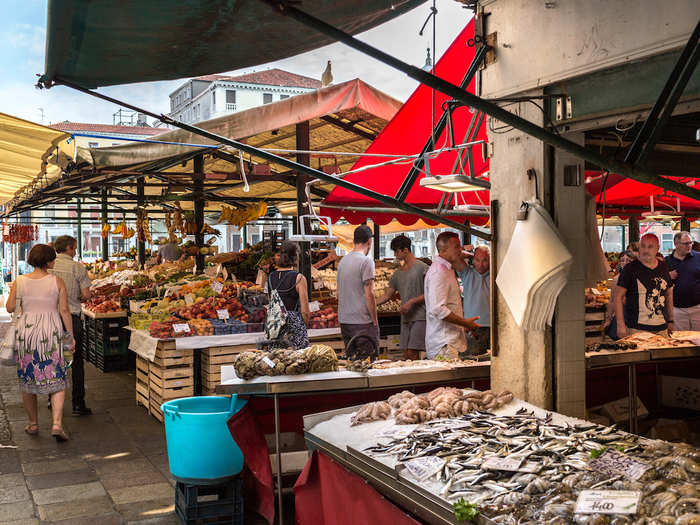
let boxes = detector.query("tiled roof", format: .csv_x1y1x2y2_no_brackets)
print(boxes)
49,122,163,136
195,68,322,89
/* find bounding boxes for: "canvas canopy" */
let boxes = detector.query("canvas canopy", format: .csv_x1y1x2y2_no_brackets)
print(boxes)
40,0,425,89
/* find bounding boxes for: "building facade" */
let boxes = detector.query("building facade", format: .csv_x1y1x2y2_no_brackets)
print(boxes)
168,69,322,124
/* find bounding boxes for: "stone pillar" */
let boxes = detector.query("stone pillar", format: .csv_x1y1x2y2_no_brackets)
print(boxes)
551,133,586,418
490,95,553,410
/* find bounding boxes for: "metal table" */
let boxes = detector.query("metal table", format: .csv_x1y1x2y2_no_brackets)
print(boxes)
585,344,700,433
303,406,495,525
216,364,491,525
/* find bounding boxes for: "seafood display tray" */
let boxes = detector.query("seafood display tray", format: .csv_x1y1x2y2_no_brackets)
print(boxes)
216,363,491,395
304,405,496,525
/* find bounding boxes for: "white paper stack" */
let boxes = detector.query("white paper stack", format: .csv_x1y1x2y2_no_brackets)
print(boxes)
496,201,573,331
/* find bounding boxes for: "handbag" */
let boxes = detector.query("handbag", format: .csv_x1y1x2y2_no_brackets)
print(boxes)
264,272,290,340
0,277,21,366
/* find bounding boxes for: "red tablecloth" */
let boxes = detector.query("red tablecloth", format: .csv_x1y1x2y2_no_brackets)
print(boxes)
294,451,422,525
227,402,274,525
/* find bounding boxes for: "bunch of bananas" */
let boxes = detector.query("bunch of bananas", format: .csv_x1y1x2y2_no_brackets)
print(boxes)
217,202,267,228
111,220,135,239
101,221,110,239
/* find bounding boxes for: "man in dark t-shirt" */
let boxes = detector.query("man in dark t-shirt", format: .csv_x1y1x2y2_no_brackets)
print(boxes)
616,233,674,337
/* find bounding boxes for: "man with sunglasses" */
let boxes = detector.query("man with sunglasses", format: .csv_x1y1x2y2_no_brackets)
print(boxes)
665,231,700,330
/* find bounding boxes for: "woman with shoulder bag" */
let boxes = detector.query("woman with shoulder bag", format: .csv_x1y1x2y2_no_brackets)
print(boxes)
6,244,74,441
265,242,310,350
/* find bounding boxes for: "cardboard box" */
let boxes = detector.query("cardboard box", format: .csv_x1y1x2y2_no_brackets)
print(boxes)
660,375,700,411
601,396,649,423
649,418,690,442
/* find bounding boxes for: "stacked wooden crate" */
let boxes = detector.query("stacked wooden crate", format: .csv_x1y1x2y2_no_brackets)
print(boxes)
135,340,194,422
200,346,248,395
585,305,607,344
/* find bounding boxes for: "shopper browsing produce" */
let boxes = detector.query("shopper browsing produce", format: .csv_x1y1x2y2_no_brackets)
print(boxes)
616,233,674,338
665,231,700,330
156,238,182,264
266,241,310,351
424,232,480,359
376,235,427,360
453,244,491,356
337,225,379,359
49,235,92,416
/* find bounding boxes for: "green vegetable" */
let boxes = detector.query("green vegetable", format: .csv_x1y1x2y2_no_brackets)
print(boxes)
453,498,479,522
615,445,626,453
590,447,607,459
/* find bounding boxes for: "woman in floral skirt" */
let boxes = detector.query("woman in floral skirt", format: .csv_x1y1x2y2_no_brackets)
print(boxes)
6,244,74,441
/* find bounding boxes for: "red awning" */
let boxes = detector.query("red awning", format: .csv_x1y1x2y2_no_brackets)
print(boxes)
321,20,490,227
589,174,700,220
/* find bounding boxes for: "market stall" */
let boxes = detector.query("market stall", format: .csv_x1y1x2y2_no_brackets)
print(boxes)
302,388,700,525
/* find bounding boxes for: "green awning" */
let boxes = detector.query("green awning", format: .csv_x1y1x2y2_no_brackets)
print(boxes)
40,0,425,89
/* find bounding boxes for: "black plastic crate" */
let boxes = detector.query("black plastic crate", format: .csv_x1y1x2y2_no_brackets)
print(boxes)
94,318,127,337
175,477,243,525
94,352,133,373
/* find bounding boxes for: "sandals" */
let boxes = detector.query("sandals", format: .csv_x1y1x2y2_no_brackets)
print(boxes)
51,425,69,442
24,423,39,435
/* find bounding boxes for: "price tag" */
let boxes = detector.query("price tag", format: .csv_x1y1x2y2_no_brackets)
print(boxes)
313,280,323,290
575,490,641,515
309,301,321,313
401,456,445,482
482,457,523,472
262,356,276,369
590,288,602,295
211,280,223,294
589,449,651,481
184,293,195,306
173,323,190,334
217,309,230,320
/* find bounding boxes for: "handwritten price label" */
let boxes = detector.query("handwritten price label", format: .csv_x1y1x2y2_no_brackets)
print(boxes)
590,449,651,481
402,456,445,482
211,280,223,294
575,490,641,515
262,356,276,369
172,323,190,334
217,309,230,320
184,293,195,306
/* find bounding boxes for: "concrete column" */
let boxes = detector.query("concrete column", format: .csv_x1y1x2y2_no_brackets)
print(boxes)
490,95,553,410
551,133,587,418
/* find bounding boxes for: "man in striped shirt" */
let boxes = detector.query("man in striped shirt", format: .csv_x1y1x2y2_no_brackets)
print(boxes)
50,236,92,415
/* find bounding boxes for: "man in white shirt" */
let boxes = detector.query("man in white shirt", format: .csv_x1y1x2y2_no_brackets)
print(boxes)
424,232,480,359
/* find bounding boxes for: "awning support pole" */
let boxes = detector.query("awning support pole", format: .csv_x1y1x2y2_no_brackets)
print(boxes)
194,155,205,274
52,79,484,239
296,121,313,295
258,1,700,202
394,44,489,201
625,21,700,165
137,177,146,269
373,223,381,259
76,198,83,260
101,188,109,261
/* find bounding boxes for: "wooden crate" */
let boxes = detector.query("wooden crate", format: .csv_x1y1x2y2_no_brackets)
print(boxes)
148,344,194,423
135,357,150,409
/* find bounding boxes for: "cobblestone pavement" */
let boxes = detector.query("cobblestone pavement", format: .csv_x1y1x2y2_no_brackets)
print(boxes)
0,318,181,525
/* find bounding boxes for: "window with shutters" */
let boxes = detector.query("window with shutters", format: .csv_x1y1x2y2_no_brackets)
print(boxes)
226,90,236,111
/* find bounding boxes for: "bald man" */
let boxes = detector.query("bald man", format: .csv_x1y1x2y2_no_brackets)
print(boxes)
616,233,674,338
453,245,491,356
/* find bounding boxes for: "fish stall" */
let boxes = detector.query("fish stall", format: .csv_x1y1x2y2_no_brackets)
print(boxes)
301,386,700,524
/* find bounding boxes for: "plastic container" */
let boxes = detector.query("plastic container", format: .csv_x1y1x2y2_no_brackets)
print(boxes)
161,395,246,483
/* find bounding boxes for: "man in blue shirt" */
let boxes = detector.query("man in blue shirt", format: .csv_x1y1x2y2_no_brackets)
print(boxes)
453,245,490,356
665,231,700,330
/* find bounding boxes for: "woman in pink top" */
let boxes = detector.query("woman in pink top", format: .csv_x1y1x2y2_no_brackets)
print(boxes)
6,244,74,441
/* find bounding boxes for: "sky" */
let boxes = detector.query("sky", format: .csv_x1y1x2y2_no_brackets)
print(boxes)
0,1,471,127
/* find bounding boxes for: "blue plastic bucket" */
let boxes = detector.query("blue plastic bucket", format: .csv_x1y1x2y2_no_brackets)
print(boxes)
161,395,246,483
